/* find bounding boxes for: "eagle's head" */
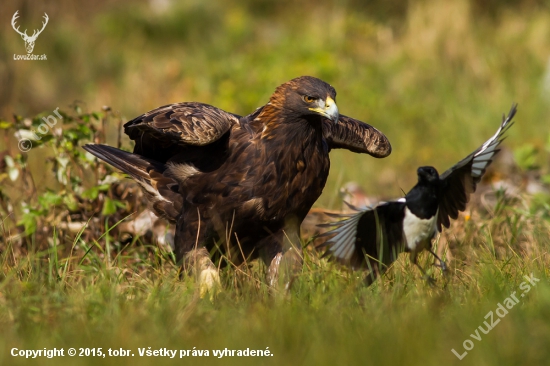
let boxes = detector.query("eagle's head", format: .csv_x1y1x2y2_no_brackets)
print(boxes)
269,76,339,124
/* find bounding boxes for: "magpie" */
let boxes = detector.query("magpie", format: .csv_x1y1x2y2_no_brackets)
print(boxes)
320,104,517,284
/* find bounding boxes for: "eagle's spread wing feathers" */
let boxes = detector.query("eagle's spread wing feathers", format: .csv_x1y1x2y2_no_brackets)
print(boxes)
124,102,241,148
323,114,392,158
437,104,517,230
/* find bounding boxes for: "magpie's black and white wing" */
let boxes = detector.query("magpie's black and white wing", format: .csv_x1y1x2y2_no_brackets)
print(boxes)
437,104,517,230
323,115,392,158
319,200,406,269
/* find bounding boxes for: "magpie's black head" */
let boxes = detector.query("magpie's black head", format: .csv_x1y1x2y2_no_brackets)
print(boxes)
417,166,439,183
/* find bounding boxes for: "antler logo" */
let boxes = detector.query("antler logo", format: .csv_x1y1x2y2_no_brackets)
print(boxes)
11,11,49,54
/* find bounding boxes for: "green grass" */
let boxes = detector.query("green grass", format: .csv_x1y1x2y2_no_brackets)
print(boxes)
1,201,550,366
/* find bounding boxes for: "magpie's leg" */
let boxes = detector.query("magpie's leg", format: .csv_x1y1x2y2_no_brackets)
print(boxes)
411,253,436,286
428,248,447,272
414,262,434,280
364,261,381,287
415,263,436,287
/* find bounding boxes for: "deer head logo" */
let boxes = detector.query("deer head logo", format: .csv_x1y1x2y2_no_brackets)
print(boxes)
11,11,49,54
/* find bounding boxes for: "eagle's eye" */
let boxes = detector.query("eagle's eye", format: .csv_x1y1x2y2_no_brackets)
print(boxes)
302,95,315,103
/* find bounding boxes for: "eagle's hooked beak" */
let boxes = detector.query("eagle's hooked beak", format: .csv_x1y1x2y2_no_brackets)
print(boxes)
309,96,339,123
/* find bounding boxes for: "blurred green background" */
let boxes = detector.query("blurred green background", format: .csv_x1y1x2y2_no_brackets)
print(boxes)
2,0,549,203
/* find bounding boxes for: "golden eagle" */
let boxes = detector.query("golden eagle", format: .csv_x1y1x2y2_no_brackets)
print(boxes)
83,76,391,290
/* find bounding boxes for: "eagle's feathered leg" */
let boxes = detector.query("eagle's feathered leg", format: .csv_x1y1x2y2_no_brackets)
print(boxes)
266,216,303,292
182,247,221,300
176,210,221,300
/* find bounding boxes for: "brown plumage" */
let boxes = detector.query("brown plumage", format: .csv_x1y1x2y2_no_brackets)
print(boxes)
83,76,391,287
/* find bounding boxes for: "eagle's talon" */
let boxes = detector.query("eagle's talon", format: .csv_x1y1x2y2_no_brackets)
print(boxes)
198,267,221,301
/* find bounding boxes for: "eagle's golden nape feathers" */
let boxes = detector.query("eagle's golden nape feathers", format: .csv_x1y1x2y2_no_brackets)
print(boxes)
83,76,392,293
258,76,341,141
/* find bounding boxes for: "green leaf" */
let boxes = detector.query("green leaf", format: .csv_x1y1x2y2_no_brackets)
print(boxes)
77,124,92,136
0,120,13,129
17,211,38,235
63,195,79,211
81,187,99,200
102,197,117,215
101,197,126,216
81,184,110,200
38,191,63,208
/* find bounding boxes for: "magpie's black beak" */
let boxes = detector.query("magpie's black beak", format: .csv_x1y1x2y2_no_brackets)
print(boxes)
417,166,439,182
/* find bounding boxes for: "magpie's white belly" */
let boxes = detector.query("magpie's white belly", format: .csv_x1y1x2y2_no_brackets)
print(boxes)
402,207,438,252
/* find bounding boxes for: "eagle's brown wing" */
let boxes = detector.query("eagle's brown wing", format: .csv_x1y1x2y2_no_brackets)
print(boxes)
323,114,392,158
84,103,241,223
124,102,241,152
